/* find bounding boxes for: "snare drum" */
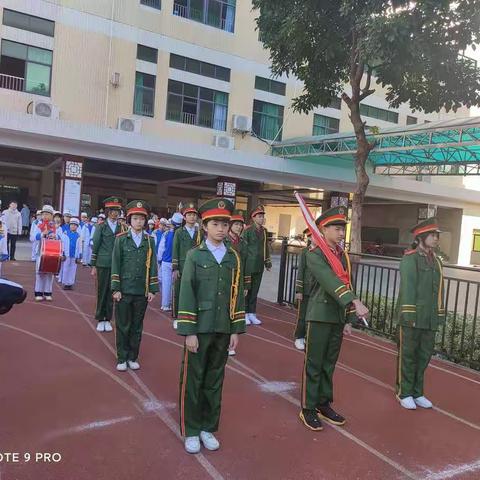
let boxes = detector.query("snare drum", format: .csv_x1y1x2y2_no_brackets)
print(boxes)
39,239,62,274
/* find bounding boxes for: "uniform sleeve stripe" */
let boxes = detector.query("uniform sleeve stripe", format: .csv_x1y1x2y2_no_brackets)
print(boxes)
338,290,352,298
178,311,197,316
177,320,196,324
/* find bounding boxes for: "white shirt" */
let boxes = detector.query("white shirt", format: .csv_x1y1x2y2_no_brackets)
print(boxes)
107,219,117,233
131,230,143,248
205,239,226,264
185,225,196,239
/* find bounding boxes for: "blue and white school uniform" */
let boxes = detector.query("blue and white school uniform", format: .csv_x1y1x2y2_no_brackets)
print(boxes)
62,230,82,287
0,229,8,277
81,223,94,265
159,230,175,309
29,219,40,261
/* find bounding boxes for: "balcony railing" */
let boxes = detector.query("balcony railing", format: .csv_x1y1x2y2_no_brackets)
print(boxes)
0,74,24,92
173,2,234,32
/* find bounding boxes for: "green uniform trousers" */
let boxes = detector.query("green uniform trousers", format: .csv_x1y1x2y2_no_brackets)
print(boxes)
115,294,148,363
245,271,263,314
172,276,180,319
294,296,309,339
95,267,113,321
301,322,343,409
179,333,230,437
396,325,436,399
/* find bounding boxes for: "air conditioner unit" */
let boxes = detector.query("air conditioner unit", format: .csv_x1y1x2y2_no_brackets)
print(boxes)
117,117,142,133
232,114,252,133
213,135,234,150
27,101,59,119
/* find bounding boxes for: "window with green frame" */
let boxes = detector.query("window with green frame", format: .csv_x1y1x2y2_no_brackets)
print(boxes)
360,103,399,123
313,114,340,136
173,0,236,33
166,79,228,130
0,40,53,96
252,99,284,141
133,72,156,117
254,76,286,96
137,44,158,64
3,9,55,37
169,53,230,81
473,230,480,252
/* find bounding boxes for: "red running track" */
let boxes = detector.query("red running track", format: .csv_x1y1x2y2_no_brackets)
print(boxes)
1,261,480,480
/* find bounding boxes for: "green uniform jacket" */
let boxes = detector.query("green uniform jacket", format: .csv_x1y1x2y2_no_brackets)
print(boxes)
91,221,126,268
305,247,357,324
172,226,202,273
111,230,159,296
396,250,445,330
225,232,251,289
242,224,272,282
177,241,246,336
295,247,315,296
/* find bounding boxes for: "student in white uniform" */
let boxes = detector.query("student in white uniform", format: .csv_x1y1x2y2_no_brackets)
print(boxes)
0,219,8,278
29,210,42,261
81,213,94,266
61,217,83,290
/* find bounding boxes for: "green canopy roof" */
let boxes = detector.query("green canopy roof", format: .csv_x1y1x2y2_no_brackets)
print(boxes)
272,116,480,175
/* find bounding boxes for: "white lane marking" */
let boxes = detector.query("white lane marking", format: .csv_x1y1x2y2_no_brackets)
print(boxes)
423,459,480,480
259,381,298,393
57,285,225,480
46,416,135,439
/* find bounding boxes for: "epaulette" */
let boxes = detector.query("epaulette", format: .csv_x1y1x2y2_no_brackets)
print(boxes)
116,231,128,238
404,249,416,255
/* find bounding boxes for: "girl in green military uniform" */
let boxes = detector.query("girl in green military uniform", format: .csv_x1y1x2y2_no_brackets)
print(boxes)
177,198,246,454
396,218,445,410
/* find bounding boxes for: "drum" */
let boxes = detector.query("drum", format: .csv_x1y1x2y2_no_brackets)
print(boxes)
39,239,62,274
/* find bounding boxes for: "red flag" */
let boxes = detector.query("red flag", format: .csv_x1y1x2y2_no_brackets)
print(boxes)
295,191,350,286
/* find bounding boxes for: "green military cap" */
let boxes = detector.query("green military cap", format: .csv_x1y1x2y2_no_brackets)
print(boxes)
230,209,246,223
251,205,266,218
411,217,441,237
199,198,234,221
126,200,150,218
104,196,123,209
315,206,348,228
182,202,199,215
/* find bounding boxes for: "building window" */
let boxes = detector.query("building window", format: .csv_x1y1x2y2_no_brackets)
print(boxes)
169,54,230,81
313,114,340,136
473,230,480,252
328,97,342,109
173,0,236,33
0,40,52,96
166,79,228,130
254,76,286,96
252,99,284,141
140,0,161,9
134,72,156,117
360,103,399,123
137,44,158,64
3,9,55,37
407,115,418,125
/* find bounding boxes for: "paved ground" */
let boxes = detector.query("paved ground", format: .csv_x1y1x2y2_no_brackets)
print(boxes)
1,260,480,479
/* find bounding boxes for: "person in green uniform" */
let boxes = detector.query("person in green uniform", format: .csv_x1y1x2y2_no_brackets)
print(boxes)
294,228,314,351
91,197,127,332
225,209,250,356
300,207,369,431
172,204,202,328
177,198,246,454
111,200,159,371
395,218,445,410
242,205,272,325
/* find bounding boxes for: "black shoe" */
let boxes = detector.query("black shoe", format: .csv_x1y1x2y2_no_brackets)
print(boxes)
299,409,323,431
316,403,346,426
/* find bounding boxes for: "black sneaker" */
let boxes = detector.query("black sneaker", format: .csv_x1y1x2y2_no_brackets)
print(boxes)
299,409,323,431
316,403,346,426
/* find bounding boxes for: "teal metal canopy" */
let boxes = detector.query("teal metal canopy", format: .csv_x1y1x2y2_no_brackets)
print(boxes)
271,117,480,175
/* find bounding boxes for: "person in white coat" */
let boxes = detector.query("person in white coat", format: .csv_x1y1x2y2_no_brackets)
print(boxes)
32,205,62,301
61,217,82,290
0,220,8,278
81,213,94,266
30,210,42,261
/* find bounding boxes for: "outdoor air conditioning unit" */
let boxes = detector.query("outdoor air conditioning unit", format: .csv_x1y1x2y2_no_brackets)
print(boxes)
213,135,234,150
117,117,142,133
232,114,252,133
27,100,59,119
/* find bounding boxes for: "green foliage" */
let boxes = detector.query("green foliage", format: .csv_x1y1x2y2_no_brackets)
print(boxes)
252,0,480,114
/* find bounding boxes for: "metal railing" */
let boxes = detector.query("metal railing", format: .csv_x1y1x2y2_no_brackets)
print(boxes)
277,239,480,370
173,2,234,32
0,74,24,92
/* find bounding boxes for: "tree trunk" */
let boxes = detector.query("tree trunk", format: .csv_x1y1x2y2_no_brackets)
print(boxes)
348,102,371,254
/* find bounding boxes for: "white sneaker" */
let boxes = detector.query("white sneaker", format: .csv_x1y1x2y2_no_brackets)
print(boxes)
250,314,262,325
128,360,140,370
228,350,236,356
35,296,43,302
96,321,105,332
104,321,113,332
185,436,201,454
245,314,252,326
399,396,417,410
44,296,53,302
200,431,220,451
294,338,306,351
116,362,127,372
173,320,178,330
414,396,433,409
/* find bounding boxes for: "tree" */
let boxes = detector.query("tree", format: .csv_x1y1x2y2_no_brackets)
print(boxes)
252,0,480,253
